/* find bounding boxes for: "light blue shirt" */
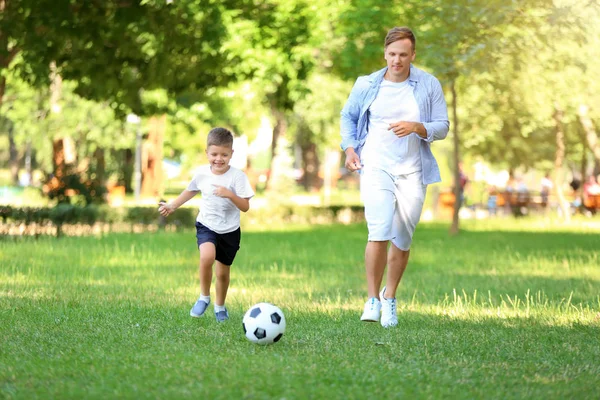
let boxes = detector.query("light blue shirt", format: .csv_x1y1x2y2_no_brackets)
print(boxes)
340,65,449,184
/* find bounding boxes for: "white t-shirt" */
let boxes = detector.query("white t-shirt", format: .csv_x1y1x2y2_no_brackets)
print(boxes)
361,79,422,175
186,165,255,234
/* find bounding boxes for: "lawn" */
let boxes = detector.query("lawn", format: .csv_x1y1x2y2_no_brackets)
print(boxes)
1,219,599,399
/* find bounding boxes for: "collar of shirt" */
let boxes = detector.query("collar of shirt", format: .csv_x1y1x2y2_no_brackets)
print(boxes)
366,65,420,88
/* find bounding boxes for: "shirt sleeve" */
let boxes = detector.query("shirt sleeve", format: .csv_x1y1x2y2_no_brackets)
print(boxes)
340,77,367,151
421,77,450,143
186,172,203,192
234,171,255,199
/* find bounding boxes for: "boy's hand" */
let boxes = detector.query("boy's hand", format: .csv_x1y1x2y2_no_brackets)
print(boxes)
158,201,175,217
212,185,233,198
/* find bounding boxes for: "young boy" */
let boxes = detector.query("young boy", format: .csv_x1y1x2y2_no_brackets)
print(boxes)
158,127,254,322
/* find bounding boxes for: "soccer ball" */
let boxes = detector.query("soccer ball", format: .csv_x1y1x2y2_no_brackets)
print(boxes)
242,303,286,345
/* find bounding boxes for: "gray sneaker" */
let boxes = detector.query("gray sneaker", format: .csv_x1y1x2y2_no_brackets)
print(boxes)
215,308,229,322
190,299,210,318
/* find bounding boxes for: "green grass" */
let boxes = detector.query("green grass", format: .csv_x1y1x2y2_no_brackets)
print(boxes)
1,219,599,399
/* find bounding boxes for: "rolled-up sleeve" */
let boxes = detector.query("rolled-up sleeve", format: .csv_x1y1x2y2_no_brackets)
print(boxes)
422,77,449,143
340,78,365,151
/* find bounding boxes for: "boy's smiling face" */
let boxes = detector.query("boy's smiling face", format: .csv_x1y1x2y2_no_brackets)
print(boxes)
206,144,233,174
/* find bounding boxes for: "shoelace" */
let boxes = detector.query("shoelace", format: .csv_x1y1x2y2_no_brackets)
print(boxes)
382,297,396,313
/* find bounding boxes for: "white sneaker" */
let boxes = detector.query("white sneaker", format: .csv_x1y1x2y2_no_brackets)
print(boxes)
380,287,398,328
360,297,381,322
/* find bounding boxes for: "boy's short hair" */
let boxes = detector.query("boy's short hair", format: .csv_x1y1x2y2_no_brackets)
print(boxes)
207,127,234,148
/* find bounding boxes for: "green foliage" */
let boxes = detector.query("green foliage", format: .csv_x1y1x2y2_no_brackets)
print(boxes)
3,0,599,189
333,0,600,171
3,0,241,115
1,203,198,229
226,0,318,111
291,73,353,149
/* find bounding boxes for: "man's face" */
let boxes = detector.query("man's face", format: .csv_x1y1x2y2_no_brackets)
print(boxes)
384,39,415,82
206,144,233,174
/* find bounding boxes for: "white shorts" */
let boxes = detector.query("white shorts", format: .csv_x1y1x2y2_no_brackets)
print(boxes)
360,167,427,250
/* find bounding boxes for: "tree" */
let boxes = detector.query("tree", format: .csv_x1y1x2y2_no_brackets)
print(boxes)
1,1,243,114
225,0,317,191
291,73,352,190
334,0,553,231
1,0,264,199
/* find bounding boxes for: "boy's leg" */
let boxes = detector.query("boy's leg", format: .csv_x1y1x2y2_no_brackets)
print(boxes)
190,241,216,318
213,228,239,322
199,242,216,296
214,261,230,307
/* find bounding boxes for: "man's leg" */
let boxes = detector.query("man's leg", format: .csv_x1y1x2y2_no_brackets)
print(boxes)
360,167,395,322
361,239,386,321
365,240,388,299
385,171,426,298
383,244,410,299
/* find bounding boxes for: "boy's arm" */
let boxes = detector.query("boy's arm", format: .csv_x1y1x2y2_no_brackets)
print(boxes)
229,194,250,213
212,185,250,212
158,190,198,216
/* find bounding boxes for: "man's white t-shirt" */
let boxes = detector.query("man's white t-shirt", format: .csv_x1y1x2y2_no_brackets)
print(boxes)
186,165,255,234
361,79,422,175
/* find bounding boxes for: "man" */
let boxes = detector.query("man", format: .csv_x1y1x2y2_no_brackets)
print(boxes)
340,27,449,327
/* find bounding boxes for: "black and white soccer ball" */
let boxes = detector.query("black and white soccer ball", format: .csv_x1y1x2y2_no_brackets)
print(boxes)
242,303,286,345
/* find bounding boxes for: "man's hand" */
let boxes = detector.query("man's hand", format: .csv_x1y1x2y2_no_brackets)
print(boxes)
212,185,233,198
389,121,425,138
344,148,362,172
158,202,175,217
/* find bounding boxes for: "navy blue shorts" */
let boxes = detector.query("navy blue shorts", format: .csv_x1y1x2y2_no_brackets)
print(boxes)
195,222,241,266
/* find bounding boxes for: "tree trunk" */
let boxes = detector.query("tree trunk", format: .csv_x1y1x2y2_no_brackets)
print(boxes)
0,67,5,110
578,104,600,164
49,62,62,113
8,121,19,184
580,127,587,200
141,114,165,198
25,140,32,183
553,105,571,222
300,142,320,191
449,79,461,235
122,148,134,193
296,118,321,191
265,106,292,192
94,147,106,186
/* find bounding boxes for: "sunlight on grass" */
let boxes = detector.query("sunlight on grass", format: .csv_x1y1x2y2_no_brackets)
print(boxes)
1,219,599,399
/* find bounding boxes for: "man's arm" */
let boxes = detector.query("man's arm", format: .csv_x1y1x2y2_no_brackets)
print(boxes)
340,77,367,152
388,78,449,142
388,121,427,139
421,77,450,142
